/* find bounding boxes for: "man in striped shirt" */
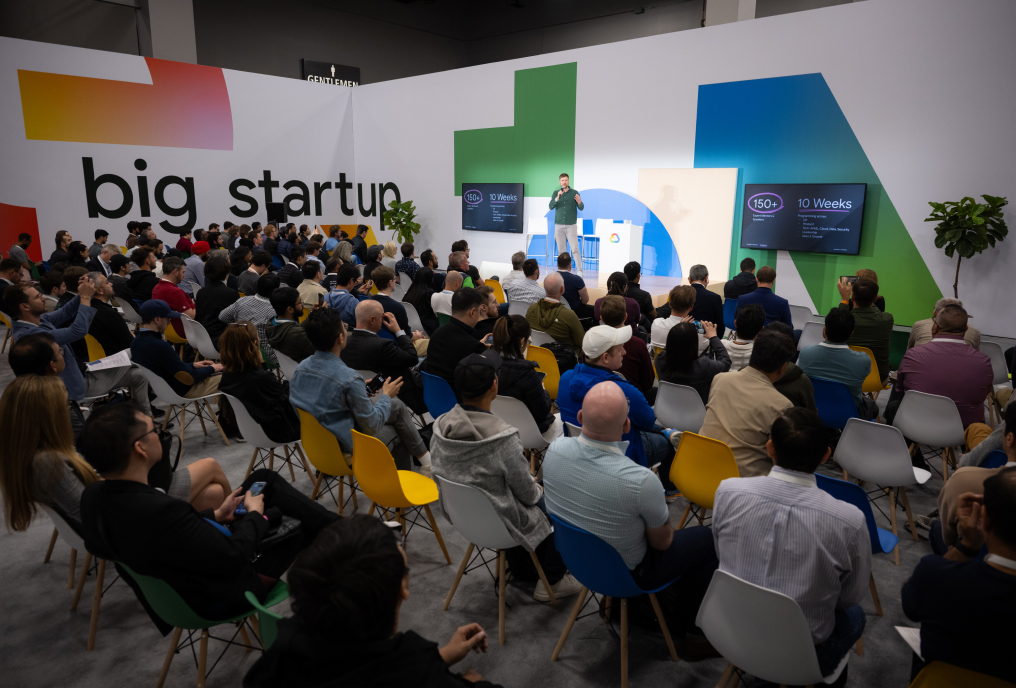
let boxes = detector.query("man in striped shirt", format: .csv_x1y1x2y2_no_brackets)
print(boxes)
712,408,870,685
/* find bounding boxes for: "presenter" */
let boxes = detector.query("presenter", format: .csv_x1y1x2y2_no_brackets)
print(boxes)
549,173,584,275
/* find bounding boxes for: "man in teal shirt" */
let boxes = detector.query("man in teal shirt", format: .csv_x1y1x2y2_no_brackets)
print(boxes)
549,173,585,275
797,308,877,419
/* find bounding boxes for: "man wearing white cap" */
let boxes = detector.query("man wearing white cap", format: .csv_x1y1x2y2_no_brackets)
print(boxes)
556,325,678,498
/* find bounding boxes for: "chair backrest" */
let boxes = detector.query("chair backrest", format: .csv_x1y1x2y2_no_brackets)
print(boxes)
400,301,426,333
485,279,507,304
696,570,824,686
164,324,187,345
668,432,738,510
436,476,518,550
892,390,966,448
549,514,646,598
529,330,556,347
565,421,581,437
351,430,410,507
421,372,458,418
119,562,216,628
507,300,533,317
280,254,290,265
816,474,897,555
834,417,923,486
810,377,860,430
654,381,707,432
274,351,300,381
797,321,824,351
136,364,190,405
390,282,406,301
38,503,86,552
490,395,549,451
525,345,561,400
118,298,143,325
180,314,220,360
296,408,353,478
788,304,813,329
355,369,377,382
187,280,201,297
978,341,1011,386
84,334,106,362
909,661,1016,688
722,298,738,333
221,393,278,449
849,345,884,394
983,450,1009,469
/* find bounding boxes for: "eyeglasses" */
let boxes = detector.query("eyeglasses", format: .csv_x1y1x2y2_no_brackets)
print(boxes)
131,426,159,445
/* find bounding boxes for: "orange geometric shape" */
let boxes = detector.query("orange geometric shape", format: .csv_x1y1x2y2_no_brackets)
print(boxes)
18,58,232,150
0,203,43,262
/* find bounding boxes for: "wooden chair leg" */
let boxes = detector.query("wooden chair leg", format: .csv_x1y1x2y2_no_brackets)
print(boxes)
44,528,58,564
268,448,275,472
604,597,612,623
196,629,209,688
195,402,209,436
856,636,864,655
842,469,849,481
899,486,918,543
71,552,93,612
443,543,475,611
697,508,706,526
423,504,452,564
243,448,259,481
283,446,296,482
676,504,692,530
552,587,589,660
715,663,736,688
942,448,949,484
530,551,558,606
868,572,883,616
338,478,345,516
157,628,183,688
888,487,900,566
647,592,678,662
398,507,406,536
205,398,231,446
620,598,629,688
238,623,253,652
87,559,106,650
161,405,174,431
294,444,315,481
310,471,324,501
67,548,77,589
498,550,507,646
349,476,358,511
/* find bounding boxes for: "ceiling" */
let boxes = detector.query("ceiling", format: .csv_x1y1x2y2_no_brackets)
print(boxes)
300,0,696,42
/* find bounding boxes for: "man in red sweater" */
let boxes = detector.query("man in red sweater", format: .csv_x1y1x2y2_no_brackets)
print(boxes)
152,256,196,338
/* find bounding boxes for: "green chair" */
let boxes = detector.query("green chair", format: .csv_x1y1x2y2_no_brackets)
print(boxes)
437,312,451,327
244,592,283,650
119,563,288,688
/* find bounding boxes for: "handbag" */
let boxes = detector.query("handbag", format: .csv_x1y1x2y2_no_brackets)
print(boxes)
258,515,303,553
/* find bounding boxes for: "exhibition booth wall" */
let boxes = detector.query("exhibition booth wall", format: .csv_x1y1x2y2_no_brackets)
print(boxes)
1,0,1014,332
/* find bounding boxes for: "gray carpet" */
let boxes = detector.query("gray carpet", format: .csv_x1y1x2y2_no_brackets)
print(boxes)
0,356,960,688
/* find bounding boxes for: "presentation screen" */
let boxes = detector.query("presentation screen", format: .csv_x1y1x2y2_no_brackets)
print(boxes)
461,183,525,234
740,183,866,255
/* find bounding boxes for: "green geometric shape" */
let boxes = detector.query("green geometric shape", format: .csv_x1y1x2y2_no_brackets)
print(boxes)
454,63,576,196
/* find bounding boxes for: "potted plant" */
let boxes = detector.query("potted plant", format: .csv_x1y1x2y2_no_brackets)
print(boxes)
383,199,421,245
925,194,1008,298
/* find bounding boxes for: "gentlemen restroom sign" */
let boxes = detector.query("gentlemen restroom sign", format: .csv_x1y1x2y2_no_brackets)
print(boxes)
302,59,360,87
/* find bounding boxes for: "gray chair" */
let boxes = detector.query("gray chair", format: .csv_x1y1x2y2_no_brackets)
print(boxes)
796,321,824,351
891,390,965,485
529,330,556,347
653,381,707,432
788,304,814,329
979,340,1012,425
400,301,426,333
274,350,300,381
508,300,534,317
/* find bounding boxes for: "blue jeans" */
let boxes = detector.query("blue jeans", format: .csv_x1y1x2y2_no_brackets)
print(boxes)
814,604,866,678
642,428,676,492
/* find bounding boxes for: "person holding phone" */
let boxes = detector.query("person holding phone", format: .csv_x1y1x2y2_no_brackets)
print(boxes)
549,173,585,275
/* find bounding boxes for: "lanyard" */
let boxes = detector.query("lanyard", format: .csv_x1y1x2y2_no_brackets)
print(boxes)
984,553,1016,570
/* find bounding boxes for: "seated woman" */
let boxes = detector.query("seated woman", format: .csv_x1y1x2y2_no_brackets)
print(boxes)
218,321,300,444
403,267,440,335
656,320,731,404
592,271,642,333
334,240,361,267
492,315,562,442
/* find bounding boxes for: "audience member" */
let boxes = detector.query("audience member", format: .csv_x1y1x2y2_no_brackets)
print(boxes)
688,264,725,339
326,264,367,328
432,269,463,318
403,267,440,335
350,224,369,263
9,233,34,273
722,303,765,371
279,246,307,289
238,250,272,295
421,288,489,392
9,333,84,437
501,251,526,290
67,241,90,267
335,239,361,267
735,265,793,328
908,297,982,350
151,256,196,338
82,273,134,357
526,272,584,350
473,285,499,340
297,261,327,310
723,257,759,299
656,320,731,404
699,330,795,477
766,321,818,412
445,251,475,289
324,225,341,253
836,277,893,382
277,230,294,261
592,272,642,333
712,407,870,685
194,253,240,348
599,295,655,402
450,240,482,285
847,268,886,312
220,273,282,366
50,230,72,265
176,229,193,254
319,257,342,291
0,258,24,311
107,254,134,302
57,266,89,308
504,258,546,304
492,315,562,441
133,299,223,397
651,285,706,354
266,287,316,362
555,253,594,320
395,242,419,281
623,261,657,326
380,240,399,272
86,244,116,277
798,308,877,418
38,271,64,313
181,240,209,297
363,245,385,284
127,247,160,302
372,266,428,355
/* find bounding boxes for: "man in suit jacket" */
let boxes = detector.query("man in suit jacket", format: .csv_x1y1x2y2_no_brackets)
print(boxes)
735,265,794,329
86,244,116,277
688,264,725,339
195,254,240,348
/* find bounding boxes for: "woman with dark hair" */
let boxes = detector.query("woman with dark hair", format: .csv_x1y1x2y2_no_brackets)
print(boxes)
592,271,642,332
492,315,562,441
230,246,252,276
656,320,730,403
403,267,440,335
67,241,90,267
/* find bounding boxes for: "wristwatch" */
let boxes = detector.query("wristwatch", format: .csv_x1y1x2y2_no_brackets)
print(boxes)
952,539,980,558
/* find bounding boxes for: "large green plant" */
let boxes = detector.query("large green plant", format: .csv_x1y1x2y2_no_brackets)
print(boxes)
383,199,421,245
925,194,1008,298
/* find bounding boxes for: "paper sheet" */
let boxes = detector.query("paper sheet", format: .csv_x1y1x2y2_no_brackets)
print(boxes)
85,349,132,372
895,626,923,661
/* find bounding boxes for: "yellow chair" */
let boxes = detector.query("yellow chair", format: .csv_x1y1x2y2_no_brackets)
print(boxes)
351,430,451,565
669,432,739,529
909,661,1014,688
0,312,13,354
298,308,310,324
653,346,664,380
165,325,187,345
850,345,890,398
297,409,357,515
485,279,506,304
525,345,561,401
120,246,127,255
84,334,106,362
237,292,246,298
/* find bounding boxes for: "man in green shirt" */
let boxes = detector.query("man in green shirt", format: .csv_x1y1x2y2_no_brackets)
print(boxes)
549,173,585,275
836,277,894,383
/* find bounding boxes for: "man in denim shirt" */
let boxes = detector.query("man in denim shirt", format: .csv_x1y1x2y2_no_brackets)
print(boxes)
325,264,367,329
289,309,433,475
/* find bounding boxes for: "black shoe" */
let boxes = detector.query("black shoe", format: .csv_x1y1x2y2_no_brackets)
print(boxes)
152,408,166,419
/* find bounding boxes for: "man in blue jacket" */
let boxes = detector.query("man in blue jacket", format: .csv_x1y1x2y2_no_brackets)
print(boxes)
735,265,799,343
131,300,223,398
557,325,677,497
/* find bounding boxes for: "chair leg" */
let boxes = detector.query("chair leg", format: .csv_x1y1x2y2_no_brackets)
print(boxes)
888,487,900,566
283,446,296,482
697,508,706,526
868,572,883,616
899,486,918,543
530,551,558,606
715,663,736,688
349,476,358,511
620,598,629,688
195,402,208,436
294,444,315,481
604,597,612,623
71,552,93,612
196,629,209,688
398,507,406,536
423,504,452,565
443,543,475,611
498,550,507,646
178,403,187,453
647,592,679,662
842,469,849,481
310,471,324,501
87,559,106,651
157,628,183,688
552,587,588,660
268,448,275,472
676,504,692,530
243,448,259,482
161,405,174,431
205,399,231,446
855,636,863,656
942,448,949,484
44,528,58,564
68,548,77,589
238,623,253,652
338,478,345,516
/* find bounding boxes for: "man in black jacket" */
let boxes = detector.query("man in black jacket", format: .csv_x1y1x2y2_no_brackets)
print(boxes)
195,253,240,348
80,273,135,357
126,247,160,302
107,253,134,303
78,404,340,620
723,257,759,300
350,224,369,264
623,261,657,329
688,264,725,339
278,246,307,288
86,244,116,277
420,288,488,393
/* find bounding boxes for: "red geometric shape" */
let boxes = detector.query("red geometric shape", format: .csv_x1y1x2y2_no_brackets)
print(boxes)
0,203,43,262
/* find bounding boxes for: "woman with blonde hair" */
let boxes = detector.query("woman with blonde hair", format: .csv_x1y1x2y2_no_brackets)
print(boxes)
380,240,399,274
334,240,361,266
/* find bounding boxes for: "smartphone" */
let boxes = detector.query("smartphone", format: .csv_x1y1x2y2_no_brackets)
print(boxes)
234,481,267,517
484,334,494,345
317,293,325,307
840,275,858,284
693,320,705,335
366,373,388,395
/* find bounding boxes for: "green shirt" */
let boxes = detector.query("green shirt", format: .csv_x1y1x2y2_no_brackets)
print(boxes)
549,188,584,226
838,303,895,382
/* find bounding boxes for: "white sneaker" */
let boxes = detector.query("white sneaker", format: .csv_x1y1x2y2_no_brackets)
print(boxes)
576,267,584,277
534,573,583,602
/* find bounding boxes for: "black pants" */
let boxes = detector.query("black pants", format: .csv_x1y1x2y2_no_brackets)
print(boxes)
504,532,568,585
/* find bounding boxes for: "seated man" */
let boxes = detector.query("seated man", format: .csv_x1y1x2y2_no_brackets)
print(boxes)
766,321,818,412
126,247,160,302
544,381,717,626
500,251,526,290
723,257,759,300
290,309,432,474
599,295,654,403
181,240,209,297
237,250,272,295
86,243,117,277
445,250,475,289
526,272,584,351
836,277,894,382
107,253,134,303
219,272,282,366
279,246,308,289
431,269,463,318
699,331,795,477
555,252,594,321
504,258,546,304
712,408,870,685
651,285,707,354
557,325,677,495
688,264,725,339
372,265,428,356
908,296,981,350
39,271,65,313
151,256,196,339
57,266,88,309
394,241,420,282
902,466,1016,684
420,288,488,392
431,351,581,602
243,516,500,688
797,308,877,419
265,287,316,362
195,253,239,348
297,261,327,310
78,403,339,621
735,265,794,328
342,300,427,416
132,299,223,398
325,264,367,328
623,261,657,329
722,303,765,372
81,272,135,357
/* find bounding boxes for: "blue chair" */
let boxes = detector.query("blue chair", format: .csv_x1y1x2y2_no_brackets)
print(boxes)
810,377,860,430
983,450,1009,469
722,297,738,334
549,515,678,685
816,474,898,616
421,371,457,419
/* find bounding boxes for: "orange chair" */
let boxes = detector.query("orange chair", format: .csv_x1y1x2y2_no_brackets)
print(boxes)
669,432,739,528
525,345,561,401
909,661,1015,688
84,334,106,363
485,279,507,304
297,409,357,515
850,345,890,399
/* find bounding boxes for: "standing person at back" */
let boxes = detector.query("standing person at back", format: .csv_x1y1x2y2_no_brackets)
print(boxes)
687,264,725,339
722,303,766,371
555,253,594,320
526,272,584,351
734,265,793,329
350,224,370,264
835,276,894,383
724,257,759,299
797,308,877,419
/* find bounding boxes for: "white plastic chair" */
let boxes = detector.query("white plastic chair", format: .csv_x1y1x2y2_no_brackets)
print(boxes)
186,280,201,297
653,381,707,432
437,476,557,646
491,395,550,475
39,504,107,650
979,341,1012,425
508,300,534,317
530,330,556,347
835,417,932,565
397,269,413,286
788,304,814,330
117,298,143,328
697,570,851,687
565,421,582,437
797,321,825,351
180,314,220,361
390,282,406,301
400,301,426,334
891,390,966,484
274,351,300,381
221,393,313,483
136,364,230,450
525,218,549,265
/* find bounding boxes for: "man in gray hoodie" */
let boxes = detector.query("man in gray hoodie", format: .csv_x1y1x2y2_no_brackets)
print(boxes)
431,350,582,603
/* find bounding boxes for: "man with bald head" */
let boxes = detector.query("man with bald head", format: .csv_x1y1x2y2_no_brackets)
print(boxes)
907,297,982,350
431,269,462,318
544,381,717,630
526,271,584,350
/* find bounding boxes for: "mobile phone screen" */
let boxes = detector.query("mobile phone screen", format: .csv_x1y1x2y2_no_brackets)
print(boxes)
249,481,267,496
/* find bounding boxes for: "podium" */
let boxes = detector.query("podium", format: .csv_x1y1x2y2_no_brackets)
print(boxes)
595,219,643,276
